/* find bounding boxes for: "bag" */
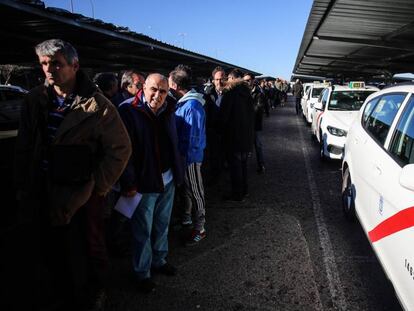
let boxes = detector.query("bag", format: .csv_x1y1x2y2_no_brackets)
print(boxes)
49,144,93,185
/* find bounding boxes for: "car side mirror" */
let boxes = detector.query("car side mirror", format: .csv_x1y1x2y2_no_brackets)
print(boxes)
314,101,323,111
399,164,414,191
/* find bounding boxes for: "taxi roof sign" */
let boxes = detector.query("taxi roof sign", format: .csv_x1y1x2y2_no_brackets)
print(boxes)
349,81,365,88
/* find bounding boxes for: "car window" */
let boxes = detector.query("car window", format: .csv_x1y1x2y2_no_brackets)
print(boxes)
362,97,380,127
321,89,329,108
364,93,406,145
311,87,323,98
2,90,26,100
389,95,414,165
328,90,376,111
0,89,25,131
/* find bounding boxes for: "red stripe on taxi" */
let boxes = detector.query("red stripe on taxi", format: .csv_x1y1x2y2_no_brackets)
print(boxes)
368,206,414,243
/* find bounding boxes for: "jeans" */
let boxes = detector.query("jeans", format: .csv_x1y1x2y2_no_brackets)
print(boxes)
131,181,175,280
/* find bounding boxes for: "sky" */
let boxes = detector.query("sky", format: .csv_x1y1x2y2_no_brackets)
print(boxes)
42,0,314,80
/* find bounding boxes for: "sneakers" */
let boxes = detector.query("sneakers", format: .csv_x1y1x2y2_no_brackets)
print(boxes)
151,262,177,276
181,219,193,227
186,229,206,246
137,278,156,293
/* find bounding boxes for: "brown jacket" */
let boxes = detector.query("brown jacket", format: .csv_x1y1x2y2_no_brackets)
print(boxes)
14,70,131,225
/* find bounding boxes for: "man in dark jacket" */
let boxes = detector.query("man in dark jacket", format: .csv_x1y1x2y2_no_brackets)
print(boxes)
112,69,145,107
243,73,265,174
293,79,304,115
118,73,184,293
259,79,270,117
220,69,255,201
14,39,131,309
204,66,226,185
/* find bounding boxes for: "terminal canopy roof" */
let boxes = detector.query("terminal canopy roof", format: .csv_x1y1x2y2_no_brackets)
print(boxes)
293,0,414,80
0,0,261,77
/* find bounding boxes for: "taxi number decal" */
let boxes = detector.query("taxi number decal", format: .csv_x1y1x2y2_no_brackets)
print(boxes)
368,206,414,243
405,259,414,281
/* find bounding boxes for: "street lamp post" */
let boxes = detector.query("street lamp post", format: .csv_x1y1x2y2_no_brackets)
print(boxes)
178,32,187,49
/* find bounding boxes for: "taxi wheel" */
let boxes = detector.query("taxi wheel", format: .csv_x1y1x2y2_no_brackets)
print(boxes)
342,168,356,221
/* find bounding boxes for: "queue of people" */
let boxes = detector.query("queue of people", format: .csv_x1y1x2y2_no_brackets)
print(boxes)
13,38,286,310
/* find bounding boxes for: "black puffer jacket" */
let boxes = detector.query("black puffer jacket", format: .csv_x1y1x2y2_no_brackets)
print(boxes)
251,85,264,131
220,80,255,152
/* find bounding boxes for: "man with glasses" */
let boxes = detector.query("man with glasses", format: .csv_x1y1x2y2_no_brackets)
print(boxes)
243,73,266,174
204,66,227,185
113,69,145,106
118,73,184,293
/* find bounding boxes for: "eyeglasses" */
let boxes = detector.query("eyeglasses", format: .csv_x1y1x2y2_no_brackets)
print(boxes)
214,78,227,82
130,82,143,88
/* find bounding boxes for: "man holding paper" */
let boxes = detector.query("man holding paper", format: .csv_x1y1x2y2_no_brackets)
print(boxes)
118,73,184,293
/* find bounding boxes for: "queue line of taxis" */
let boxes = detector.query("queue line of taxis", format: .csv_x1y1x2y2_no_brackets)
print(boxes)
301,82,414,310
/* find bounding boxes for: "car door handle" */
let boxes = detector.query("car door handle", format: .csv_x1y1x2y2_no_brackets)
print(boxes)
354,135,366,145
374,164,382,175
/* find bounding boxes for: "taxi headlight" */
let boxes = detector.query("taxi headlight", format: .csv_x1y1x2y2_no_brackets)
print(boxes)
327,126,347,137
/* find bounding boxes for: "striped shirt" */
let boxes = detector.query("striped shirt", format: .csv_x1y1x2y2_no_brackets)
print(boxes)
41,90,74,171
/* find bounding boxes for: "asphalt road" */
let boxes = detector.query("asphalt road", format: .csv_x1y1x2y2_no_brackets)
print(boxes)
105,97,402,311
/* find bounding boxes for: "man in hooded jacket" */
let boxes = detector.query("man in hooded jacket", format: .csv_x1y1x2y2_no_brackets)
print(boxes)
220,69,255,201
169,65,207,245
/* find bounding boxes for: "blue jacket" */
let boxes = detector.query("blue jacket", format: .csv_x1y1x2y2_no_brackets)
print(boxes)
175,89,206,165
118,90,184,193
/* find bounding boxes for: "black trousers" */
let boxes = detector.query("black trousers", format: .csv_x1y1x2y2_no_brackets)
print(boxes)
228,151,249,199
206,129,223,182
295,97,302,114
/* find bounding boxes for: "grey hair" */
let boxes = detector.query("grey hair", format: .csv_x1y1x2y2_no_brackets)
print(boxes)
121,70,145,89
35,39,78,65
146,73,168,84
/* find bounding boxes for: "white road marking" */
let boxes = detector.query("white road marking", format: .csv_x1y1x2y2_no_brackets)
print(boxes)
296,117,348,310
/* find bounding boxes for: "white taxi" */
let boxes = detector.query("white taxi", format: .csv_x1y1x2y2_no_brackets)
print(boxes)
302,81,329,124
312,82,378,160
0,84,27,139
342,84,414,310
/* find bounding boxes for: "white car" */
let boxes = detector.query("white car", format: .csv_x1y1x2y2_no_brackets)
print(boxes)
342,84,414,310
0,84,27,139
312,83,378,160
302,82,329,124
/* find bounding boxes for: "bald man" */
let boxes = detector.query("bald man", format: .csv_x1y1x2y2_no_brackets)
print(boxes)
118,73,184,293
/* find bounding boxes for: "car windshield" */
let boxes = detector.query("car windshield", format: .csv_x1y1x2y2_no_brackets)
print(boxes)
328,90,376,111
0,89,25,131
311,87,324,98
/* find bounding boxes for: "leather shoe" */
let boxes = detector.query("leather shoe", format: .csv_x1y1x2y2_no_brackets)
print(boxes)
151,262,177,276
137,278,156,293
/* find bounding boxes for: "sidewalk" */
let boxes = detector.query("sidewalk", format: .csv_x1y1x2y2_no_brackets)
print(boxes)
105,99,323,311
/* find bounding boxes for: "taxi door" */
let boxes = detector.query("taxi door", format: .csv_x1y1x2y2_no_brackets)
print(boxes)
312,88,329,139
350,94,405,229
367,94,414,310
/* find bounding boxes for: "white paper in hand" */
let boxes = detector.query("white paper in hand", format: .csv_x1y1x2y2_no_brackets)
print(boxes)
114,192,142,219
